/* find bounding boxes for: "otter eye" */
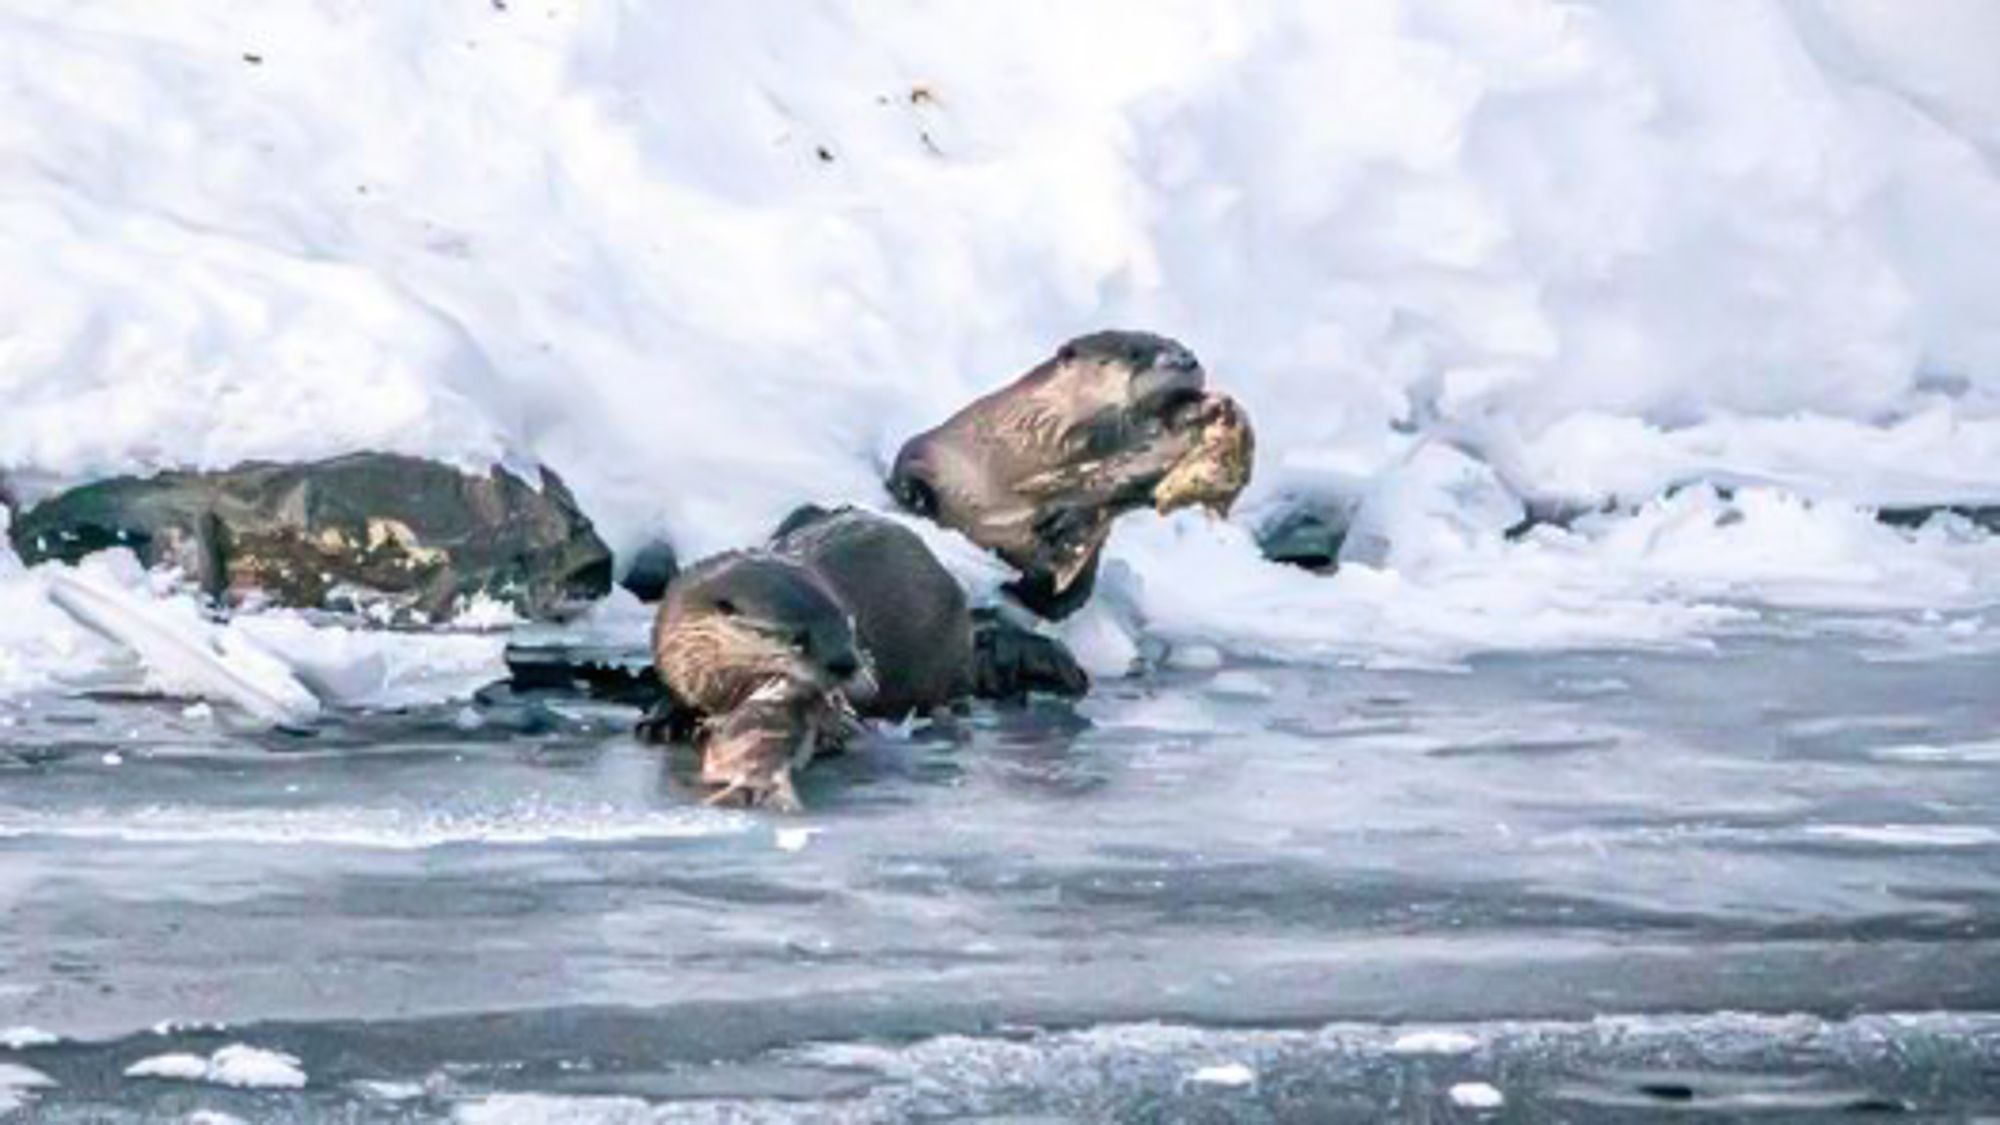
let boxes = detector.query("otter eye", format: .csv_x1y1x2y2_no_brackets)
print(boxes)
792,630,812,653
898,477,939,518
1057,344,1076,362
714,598,738,616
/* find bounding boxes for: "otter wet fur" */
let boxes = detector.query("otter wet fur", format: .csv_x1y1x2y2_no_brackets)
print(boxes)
650,550,870,809
888,330,1255,619
649,508,981,810
652,552,869,719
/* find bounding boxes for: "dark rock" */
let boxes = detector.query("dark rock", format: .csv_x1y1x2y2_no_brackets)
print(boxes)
971,608,1089,701
619,539,680,603
1257,503,1351,571
502,641,662,707
1505,495,1616,539
1876,504,2000,533
10,452,611,621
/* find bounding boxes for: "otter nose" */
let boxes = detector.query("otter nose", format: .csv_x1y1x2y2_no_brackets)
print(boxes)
1154,343,1199,371
826,652,861,679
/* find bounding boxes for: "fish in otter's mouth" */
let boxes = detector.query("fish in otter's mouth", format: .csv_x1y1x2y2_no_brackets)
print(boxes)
1151,391,1256,517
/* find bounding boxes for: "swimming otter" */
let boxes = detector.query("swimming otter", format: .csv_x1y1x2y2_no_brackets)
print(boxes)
887,330,1254,618
650,507,1004,809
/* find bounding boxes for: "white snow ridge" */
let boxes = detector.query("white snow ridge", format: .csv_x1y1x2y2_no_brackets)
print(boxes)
125,1044,307,1090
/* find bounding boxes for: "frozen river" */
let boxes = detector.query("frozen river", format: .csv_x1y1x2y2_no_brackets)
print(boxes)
2,610,1997,1120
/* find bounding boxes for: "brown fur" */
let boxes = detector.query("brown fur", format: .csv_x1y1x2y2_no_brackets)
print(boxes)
651,603,808,717
771,508,973,718
652,508,996,809
889,331,1255,618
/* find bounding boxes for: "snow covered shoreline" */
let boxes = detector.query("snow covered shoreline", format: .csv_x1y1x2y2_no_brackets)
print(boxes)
4,0,2000,702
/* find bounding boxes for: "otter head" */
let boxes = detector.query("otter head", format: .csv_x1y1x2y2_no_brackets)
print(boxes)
655,554,876,716
888,330,1255,619
1045,330,1210,440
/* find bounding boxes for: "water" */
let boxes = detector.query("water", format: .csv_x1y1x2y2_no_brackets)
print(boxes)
1,610,1997,1121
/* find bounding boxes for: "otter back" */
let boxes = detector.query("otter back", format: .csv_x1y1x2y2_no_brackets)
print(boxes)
773,507,974,718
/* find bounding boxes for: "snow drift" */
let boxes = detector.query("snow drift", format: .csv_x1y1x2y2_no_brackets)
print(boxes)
4,0,2000,697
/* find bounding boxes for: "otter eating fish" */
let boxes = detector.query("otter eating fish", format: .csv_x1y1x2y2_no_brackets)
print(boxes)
887,330,1254,618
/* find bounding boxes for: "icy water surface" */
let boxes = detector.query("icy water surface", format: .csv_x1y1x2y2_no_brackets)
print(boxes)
2,611,1998,1121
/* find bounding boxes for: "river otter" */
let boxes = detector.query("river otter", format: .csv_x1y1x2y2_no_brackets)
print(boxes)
651,507,1009,810
887,330,1254,618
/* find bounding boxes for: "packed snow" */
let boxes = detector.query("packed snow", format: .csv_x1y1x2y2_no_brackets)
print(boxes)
4,0,2000,705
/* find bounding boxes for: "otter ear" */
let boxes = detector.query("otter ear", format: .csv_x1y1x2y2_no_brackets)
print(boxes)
714,598,739,616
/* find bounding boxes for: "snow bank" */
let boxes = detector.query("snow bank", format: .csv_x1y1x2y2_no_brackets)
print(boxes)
3,0,2000,689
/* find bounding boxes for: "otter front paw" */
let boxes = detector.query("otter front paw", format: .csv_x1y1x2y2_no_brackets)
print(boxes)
971,609,1090,701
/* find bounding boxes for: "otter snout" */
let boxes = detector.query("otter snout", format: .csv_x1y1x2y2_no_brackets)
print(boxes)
1153,342,1199,372
1131,350,1207,418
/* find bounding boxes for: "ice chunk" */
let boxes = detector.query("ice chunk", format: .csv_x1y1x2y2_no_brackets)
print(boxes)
0,1027,58,1049
1206,670,1276,700
205,1045,308,1089
0,1063,55,1115
775,827,818,852
1391,1030,1480,1055
1340,443,1524,571
43,566,320,726
126,1045,307,1089
125,1053,211,1081
1166,643,1224,671
1449,1081,1505,1108
1059,600,1141,680
1187,1062,1256,1087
